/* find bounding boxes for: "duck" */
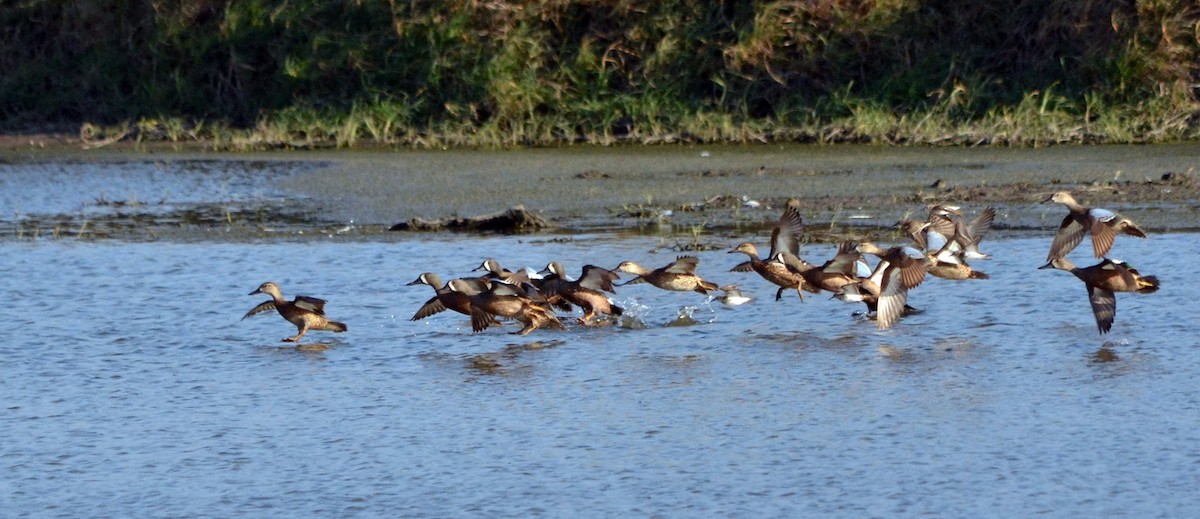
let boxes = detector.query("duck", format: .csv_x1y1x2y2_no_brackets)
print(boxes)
729,201,808,300
902,205,995,260
243,282,347,342
898,218,934,251
834,252,926,331
1038,257,1159,334
538,262,624,325
924,243,989,281
447,278,564,335
771,242,871,295
406,272,499,324
716,285,752,306
1042,191,1147,260
855,242,931,290
932,205,995,260
472,258,515,280
616,256,719,294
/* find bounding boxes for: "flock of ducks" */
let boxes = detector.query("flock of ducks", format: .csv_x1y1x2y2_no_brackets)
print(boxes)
242,191,1160,341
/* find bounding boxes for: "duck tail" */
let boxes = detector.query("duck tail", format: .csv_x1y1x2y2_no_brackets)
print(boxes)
968,270,990,280
612,304,625,316
696,280,719,294
1137,275,1160,293
326,321,348,333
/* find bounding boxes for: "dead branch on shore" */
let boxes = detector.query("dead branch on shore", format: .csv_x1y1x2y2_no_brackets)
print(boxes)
389,205,553,232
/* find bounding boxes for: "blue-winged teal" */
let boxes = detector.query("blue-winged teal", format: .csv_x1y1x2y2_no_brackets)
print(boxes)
472,258,515,280
924,242,989,281
448,278,564,335
773,242,871,295
1039,257,1160,334
855,242,931,290
243,282,347,342
406,273,499,324
1043,191,1146,260
539,262,623,325
616,256,719,294
729,202,807,300
846,243,932,330
901,205,995,260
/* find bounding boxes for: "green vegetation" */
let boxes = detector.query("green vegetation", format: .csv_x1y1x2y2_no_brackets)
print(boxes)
4,1,1199,148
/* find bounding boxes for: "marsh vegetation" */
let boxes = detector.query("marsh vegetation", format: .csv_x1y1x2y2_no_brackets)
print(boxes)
5,1,1200,149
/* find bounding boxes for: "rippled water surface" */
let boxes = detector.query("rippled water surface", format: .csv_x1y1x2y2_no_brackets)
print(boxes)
3,156,1199,517
5,232,1198,517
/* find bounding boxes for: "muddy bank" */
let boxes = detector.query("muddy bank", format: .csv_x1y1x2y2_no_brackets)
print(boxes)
280,144,1200,240
3,144,1199,242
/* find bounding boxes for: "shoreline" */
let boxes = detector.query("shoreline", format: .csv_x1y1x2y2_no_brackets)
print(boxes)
3,143,1199,243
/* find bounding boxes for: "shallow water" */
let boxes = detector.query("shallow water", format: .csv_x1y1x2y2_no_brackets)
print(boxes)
4,228,1198,517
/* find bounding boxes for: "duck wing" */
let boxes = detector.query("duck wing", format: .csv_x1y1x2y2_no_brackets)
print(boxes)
242,300,276,320
1087,285,1116,334
967,206,995,243
768,205,805,257
926,213,957,247
1088,209,1119,258
1048,214,1087,261
730,261,756,273
578,265,620,293
895,246,931,289
411,296,447,321
874,261,909,330
293,295,328,315
665,256,701,275
469,306,497,333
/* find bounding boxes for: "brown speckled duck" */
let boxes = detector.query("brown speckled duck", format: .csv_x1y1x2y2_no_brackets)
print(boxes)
448,278,564,335
729,201,807,300
1038,257,1159,334
538,262,623,325
616,256,719,294
1042,191,1146,261
243,282,347,342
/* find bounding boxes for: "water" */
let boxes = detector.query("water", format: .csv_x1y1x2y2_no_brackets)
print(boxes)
3,156,1199,517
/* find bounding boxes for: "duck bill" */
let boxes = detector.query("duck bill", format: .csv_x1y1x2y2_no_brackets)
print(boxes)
404,277,423,286
1036,261,1055,270
248,288,262,295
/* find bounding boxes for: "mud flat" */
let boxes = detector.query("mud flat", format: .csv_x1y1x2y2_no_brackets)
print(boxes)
3,143,1199,242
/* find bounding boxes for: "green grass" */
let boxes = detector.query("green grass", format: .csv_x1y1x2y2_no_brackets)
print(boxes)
4,1,1200,148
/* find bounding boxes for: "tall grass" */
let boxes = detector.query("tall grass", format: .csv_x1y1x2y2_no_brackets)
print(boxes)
4,0,1200,148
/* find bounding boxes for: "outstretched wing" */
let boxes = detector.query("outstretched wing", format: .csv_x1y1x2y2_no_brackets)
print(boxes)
293,295,328,315
896,246,930,290
579,265,620,293
242,300,276,320
1048,215,1086,261
769,204,805,257
411,296,447,321
469,307,496,333
666,256,700,275
875,262,909,331
1089,210,1118,258
967,207,996,243
730,261,756,273
1087,285,1116,334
